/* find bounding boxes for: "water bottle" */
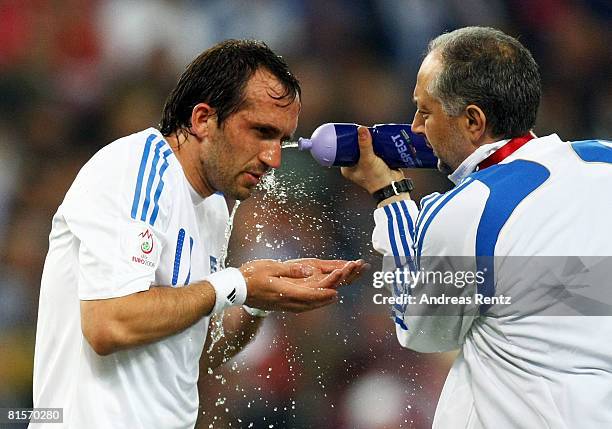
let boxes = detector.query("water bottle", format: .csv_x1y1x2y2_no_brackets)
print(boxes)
298,123,437,169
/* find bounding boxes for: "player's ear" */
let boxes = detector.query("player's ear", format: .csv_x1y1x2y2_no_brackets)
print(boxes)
190,103,216,139
463,104,487,143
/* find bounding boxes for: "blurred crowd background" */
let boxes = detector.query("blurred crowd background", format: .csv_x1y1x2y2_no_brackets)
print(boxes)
0,0,610,428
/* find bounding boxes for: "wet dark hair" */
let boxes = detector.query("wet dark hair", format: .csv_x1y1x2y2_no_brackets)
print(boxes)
159,39,301,136
427,26,541,138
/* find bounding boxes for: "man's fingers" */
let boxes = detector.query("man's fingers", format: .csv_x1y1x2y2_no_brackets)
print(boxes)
274,262,314,278
341,261,370,285
280,259,365,276
307,259,352,274
279,282,338,309
316,268,348,289
357,126,375,156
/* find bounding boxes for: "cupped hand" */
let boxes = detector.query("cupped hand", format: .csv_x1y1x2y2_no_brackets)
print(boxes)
240,259,367,313
283,258,369,288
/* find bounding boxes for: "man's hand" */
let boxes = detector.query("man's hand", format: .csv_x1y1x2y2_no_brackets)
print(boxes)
240,259,365,313
341,126,404,194
283,258,369,287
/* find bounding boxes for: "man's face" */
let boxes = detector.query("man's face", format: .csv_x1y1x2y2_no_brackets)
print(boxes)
200,69,300,200
411,53,471,175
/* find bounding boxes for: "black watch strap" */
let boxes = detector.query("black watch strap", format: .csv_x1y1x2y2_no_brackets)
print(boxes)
372,178,414,203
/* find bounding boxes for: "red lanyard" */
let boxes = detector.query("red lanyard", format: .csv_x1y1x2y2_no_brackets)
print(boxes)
478,134,535,170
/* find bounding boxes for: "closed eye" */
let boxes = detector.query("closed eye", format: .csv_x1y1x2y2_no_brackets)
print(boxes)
255,126,276,139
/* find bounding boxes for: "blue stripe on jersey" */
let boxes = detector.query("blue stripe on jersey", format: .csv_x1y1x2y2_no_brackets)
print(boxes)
383,205,402,268
391,202,417,272
385,204,411,330
391,203,412,259
131,134,156,219
172,228,186,286
419,192,440,210
184,237,194,286
571,140,612,164
415,178,473,267
149,148,174,226
399,200,417,273
140,140,166,222
415,193,445,242
471,160,550,313
394,315,409,331
399,200,416,238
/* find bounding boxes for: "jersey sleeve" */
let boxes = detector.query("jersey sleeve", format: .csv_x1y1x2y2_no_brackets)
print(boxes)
62,138,174,300
372,194,478,353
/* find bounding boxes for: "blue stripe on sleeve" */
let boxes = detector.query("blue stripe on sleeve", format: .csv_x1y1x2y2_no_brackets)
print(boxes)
391,203,412,259
394,315,409,331
148,148,174,226
172,228,185,286
415,178,473,267
399,200,416,239
391,202,417,273
384,204,412,331
415,193,445,240
383,205,402,268
140,140,165,222
131,134,156,219
419,192,440,210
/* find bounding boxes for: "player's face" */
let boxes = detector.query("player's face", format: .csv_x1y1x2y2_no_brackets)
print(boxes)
201,69,300,200
411,53,472,175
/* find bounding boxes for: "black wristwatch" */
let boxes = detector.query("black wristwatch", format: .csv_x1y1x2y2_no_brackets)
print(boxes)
372,178,414,204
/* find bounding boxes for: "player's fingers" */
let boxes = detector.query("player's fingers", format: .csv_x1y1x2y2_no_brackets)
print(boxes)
313,267,347,289
286,286,338,312
274,262,314,278
293,294,339,312
284,258,346,273
307,259,352,274
341,260,371,285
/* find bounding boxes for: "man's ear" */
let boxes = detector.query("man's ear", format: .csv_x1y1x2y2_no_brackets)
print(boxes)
190,103,216,139
463,104,487,143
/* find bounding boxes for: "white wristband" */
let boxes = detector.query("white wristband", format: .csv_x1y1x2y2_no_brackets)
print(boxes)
243,305,270,318
206,268,247,315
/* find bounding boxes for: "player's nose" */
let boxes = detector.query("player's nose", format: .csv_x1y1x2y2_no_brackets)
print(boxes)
259,141,282,169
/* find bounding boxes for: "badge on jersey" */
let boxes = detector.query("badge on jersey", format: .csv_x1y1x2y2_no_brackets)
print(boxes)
122,222,161,269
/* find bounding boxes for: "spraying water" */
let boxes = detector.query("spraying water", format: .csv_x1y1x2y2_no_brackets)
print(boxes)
281,141,299,149
207,200,242,353
201,143,392,428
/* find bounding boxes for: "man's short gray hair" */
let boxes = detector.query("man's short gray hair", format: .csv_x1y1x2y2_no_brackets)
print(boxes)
426,26,541,138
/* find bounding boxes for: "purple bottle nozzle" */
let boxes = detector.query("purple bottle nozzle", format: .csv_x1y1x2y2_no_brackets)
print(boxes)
298,125,338,167
297,137,312,151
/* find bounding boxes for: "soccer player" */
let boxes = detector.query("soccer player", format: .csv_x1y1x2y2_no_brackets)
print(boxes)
342,27,612,428
31,40,364,428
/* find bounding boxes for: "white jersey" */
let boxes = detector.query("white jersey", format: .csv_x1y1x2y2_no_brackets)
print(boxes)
372,134,612,428
32,128,229,429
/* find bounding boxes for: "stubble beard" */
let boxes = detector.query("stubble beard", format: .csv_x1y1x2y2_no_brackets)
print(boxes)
435,123,465,176
202,156,252,201
200,130,256,201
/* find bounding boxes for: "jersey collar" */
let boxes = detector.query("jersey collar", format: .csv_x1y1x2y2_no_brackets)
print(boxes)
477,133,535,170
448,133,535,185
448,140,508,185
